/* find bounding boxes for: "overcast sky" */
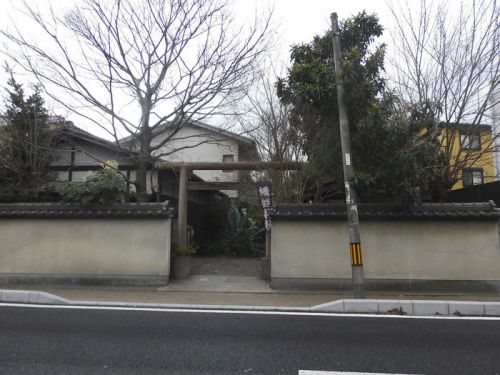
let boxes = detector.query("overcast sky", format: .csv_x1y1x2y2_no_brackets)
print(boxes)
0,0,458,134
0,0,399,78
235,0,394,55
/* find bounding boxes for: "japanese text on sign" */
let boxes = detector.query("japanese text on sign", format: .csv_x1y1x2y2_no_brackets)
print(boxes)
256,182,272,232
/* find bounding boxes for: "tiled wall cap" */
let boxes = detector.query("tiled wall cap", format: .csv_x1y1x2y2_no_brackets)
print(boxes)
270,201,499,220
0,202,175,219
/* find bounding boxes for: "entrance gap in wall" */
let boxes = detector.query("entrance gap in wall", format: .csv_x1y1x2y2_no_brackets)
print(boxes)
184,177,265,278
157,161,302,280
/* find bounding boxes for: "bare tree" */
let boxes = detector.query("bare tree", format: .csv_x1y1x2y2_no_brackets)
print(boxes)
238,73,306,202
1,0,272,197
388,0,499,186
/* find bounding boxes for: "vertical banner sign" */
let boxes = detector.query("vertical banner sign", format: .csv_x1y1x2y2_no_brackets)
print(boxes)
256,182,272,233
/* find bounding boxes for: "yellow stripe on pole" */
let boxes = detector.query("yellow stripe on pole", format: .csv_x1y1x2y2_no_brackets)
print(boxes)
349,243,363,266
357,243,363,265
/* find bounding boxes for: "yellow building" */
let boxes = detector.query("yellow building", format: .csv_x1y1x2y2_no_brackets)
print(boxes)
438,123,496,190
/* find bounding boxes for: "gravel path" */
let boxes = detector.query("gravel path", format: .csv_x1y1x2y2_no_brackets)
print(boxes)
190,256,261,276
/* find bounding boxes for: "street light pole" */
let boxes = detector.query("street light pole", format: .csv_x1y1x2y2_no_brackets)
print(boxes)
330,12,366,298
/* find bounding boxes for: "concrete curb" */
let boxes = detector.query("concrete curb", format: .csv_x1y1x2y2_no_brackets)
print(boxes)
0,289,69,305
0,289,310,312
311,299,500,316
1,290,499,316
69,300,311,312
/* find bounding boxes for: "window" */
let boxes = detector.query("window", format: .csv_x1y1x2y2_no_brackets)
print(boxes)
460,132,481,150
222,154,234,172
463,168,484,187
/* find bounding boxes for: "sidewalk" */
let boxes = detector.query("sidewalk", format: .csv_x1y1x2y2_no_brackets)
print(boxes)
2,274,499,308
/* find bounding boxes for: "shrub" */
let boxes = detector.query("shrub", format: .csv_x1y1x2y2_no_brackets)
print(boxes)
57,160,127,204
222,201,264,257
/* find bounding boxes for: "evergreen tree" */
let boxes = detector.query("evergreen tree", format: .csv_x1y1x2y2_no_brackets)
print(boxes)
0,76,57,201
277,12,442,203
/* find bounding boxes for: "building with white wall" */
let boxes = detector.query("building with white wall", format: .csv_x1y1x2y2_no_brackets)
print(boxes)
149,121,258,197
50,119,258,199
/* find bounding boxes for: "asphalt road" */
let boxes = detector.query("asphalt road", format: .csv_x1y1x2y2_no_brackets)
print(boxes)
0,305,499,375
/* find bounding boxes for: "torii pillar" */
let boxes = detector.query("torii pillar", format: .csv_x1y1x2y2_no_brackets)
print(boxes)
177,166,189,252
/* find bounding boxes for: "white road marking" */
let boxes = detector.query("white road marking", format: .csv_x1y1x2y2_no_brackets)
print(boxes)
299,371,421,375
0,302,499,320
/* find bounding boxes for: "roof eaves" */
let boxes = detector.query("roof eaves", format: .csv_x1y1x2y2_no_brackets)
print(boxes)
189,120,255,145
119,120,255,146
60,122,137,156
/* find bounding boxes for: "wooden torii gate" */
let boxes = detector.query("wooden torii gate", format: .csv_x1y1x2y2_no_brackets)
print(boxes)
156,161,303,257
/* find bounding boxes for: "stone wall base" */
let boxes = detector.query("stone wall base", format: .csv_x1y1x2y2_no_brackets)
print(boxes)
271,277,500,293
0,274,169,287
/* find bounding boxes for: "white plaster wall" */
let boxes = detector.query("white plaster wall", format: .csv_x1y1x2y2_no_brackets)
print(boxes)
152,125,240,197
152,126,238,181
271,220,500,281
272,221,351,279
0,218,171,277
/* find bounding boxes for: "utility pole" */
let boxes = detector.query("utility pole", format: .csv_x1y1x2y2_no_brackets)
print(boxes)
330,12,366,298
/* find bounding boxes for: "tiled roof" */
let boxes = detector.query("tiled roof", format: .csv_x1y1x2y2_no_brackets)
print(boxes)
439,122,492,131
0,202,174,219
59,121,130,154
270,201,500,221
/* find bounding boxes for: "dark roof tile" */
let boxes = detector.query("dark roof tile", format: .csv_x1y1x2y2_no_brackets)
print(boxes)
0,202,174,219
270,201,499,221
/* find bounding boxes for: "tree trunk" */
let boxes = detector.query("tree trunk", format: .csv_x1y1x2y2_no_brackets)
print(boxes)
135,159,149,201
135,113,152,201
